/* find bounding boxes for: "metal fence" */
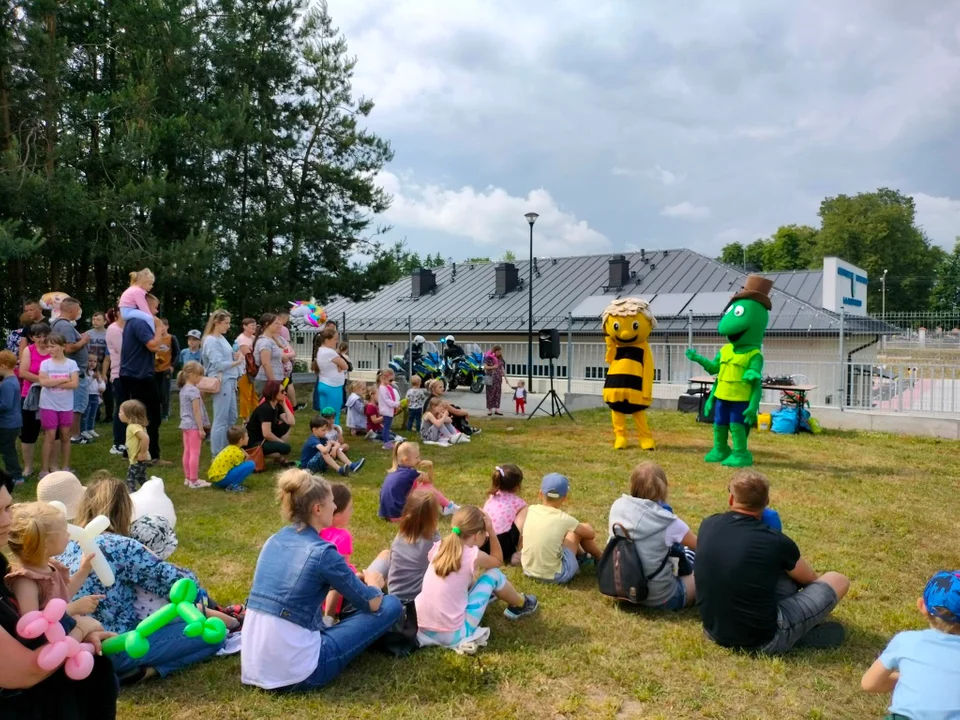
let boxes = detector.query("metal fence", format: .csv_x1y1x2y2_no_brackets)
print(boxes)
290,310,960,417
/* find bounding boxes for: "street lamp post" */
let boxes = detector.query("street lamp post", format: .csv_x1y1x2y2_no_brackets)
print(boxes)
525,212,539,391
881,268,888,322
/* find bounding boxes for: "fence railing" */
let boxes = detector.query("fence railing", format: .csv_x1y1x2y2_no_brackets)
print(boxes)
289,310,960,417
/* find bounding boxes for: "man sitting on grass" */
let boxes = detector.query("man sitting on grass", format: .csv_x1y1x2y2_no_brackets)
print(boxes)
695,469,850,655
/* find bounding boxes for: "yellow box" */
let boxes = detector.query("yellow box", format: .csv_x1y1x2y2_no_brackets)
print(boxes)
757,413,772,431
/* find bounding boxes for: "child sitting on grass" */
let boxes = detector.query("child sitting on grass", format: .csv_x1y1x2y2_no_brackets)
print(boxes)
415,506,538,653
300,415,364,477
321,484,356,626
861,570,960,719
207,425,257,492
415,460,459,516
320,406,348,453
379,441,426,522
521,473,604,585
608,462,698,610
368,490,441,604
364,386,384,440
6,502,101,617
345,381,368,437
420,397,466,446
481,464,527,566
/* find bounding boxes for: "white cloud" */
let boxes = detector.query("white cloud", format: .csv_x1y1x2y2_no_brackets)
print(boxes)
650,165,685,186
714,228,747,243
611,166,638,177
661,202,711,220
377,170,611,256
912,193,960,248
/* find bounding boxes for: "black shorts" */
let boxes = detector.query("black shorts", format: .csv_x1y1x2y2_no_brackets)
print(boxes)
480,523,521,559
20,407,42,444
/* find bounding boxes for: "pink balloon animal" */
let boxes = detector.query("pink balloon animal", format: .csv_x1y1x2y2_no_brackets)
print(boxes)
16,598,95,680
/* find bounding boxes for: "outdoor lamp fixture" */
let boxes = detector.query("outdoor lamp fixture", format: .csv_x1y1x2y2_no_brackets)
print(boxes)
881,268,888,322
525,212,539,390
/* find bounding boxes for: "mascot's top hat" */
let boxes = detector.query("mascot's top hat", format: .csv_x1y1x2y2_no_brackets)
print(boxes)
730,274,773,311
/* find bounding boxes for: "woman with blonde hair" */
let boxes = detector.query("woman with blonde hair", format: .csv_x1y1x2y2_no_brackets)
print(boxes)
242,469,403,690
202,309,244,455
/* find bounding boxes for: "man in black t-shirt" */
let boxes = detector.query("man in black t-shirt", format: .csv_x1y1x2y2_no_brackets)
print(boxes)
695,470,849,654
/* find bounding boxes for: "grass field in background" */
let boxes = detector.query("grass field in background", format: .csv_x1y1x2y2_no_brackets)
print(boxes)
11,388,959,719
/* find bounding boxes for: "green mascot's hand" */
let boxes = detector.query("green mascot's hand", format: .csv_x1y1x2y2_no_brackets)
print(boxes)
743,404,759,427
742,369,761,383
685,348,699,362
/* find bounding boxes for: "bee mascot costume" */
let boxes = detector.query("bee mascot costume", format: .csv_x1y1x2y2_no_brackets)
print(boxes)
685,274,773,468
602,298,657,450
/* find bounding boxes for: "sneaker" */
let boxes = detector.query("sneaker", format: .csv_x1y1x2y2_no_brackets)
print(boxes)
71,436,92,445
13,476,25,487
80,431,94,440
470,427,482,435
89,429,99,438
225,484,248,493
504,594,538,621
577,553,595,568
442,501,460,517
185,479,212,489
337,465,349,477
294,403,307,412
365,430,376,440
382,442,395,451
349,458,366,473
109,445,126,456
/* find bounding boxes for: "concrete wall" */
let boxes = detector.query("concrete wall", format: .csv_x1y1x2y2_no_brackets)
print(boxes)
562,393,960,440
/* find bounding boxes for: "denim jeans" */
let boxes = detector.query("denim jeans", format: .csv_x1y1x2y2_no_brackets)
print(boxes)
111,378,127,447
381,415,394,445
215,460,256,489
210,379,238,457
406,408,422,432
108,620,225,678
82,394,100,432
288,594,403,690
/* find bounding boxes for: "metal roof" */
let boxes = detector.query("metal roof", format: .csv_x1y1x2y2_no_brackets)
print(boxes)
321,249,893,336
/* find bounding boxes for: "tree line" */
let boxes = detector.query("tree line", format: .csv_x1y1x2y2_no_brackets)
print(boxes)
0,0,411,332
717,188,957,314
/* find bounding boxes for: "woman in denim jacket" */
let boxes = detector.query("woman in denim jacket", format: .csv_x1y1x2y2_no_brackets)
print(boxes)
242,469,403,690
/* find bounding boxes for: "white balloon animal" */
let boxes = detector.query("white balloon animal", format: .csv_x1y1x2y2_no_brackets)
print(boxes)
49,501,115,587
130,477,177,528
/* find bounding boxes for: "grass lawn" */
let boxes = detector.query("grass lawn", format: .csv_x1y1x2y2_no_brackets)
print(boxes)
12,389,960,719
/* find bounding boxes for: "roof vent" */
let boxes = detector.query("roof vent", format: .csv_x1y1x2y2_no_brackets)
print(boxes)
495,262,519,295
608,255,631,289
411,268,437,298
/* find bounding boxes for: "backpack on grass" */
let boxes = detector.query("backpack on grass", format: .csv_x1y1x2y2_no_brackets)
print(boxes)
597,523,670,604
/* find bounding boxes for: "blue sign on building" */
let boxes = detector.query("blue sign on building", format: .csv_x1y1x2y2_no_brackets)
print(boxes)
837,267,868,308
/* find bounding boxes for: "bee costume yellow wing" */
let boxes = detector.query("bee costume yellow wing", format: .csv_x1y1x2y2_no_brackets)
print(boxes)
601,298,657,450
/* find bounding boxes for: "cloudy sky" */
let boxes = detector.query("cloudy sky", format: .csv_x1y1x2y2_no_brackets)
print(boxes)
328,0,960,261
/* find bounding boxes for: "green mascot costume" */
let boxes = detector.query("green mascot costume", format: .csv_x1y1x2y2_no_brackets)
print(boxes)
685,274,773,467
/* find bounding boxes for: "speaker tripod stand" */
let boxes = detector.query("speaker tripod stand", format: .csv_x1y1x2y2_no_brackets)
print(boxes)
528,357,574,421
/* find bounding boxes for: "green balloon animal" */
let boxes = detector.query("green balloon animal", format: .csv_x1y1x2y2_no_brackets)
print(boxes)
101,578,227,659
686,275,773,467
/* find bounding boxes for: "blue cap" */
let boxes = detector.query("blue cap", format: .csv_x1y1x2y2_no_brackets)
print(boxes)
540,472,569,499
923,571,960,623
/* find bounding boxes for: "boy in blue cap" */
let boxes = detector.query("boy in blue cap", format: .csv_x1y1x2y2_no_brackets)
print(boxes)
520,473,604,584
862,570,960,719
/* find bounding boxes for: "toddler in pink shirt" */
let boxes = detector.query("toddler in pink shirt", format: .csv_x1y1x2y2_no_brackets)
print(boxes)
481,464,528,565
119,268,158,327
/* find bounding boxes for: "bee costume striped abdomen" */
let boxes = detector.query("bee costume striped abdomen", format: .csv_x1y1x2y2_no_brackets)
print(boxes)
604,345,650,413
